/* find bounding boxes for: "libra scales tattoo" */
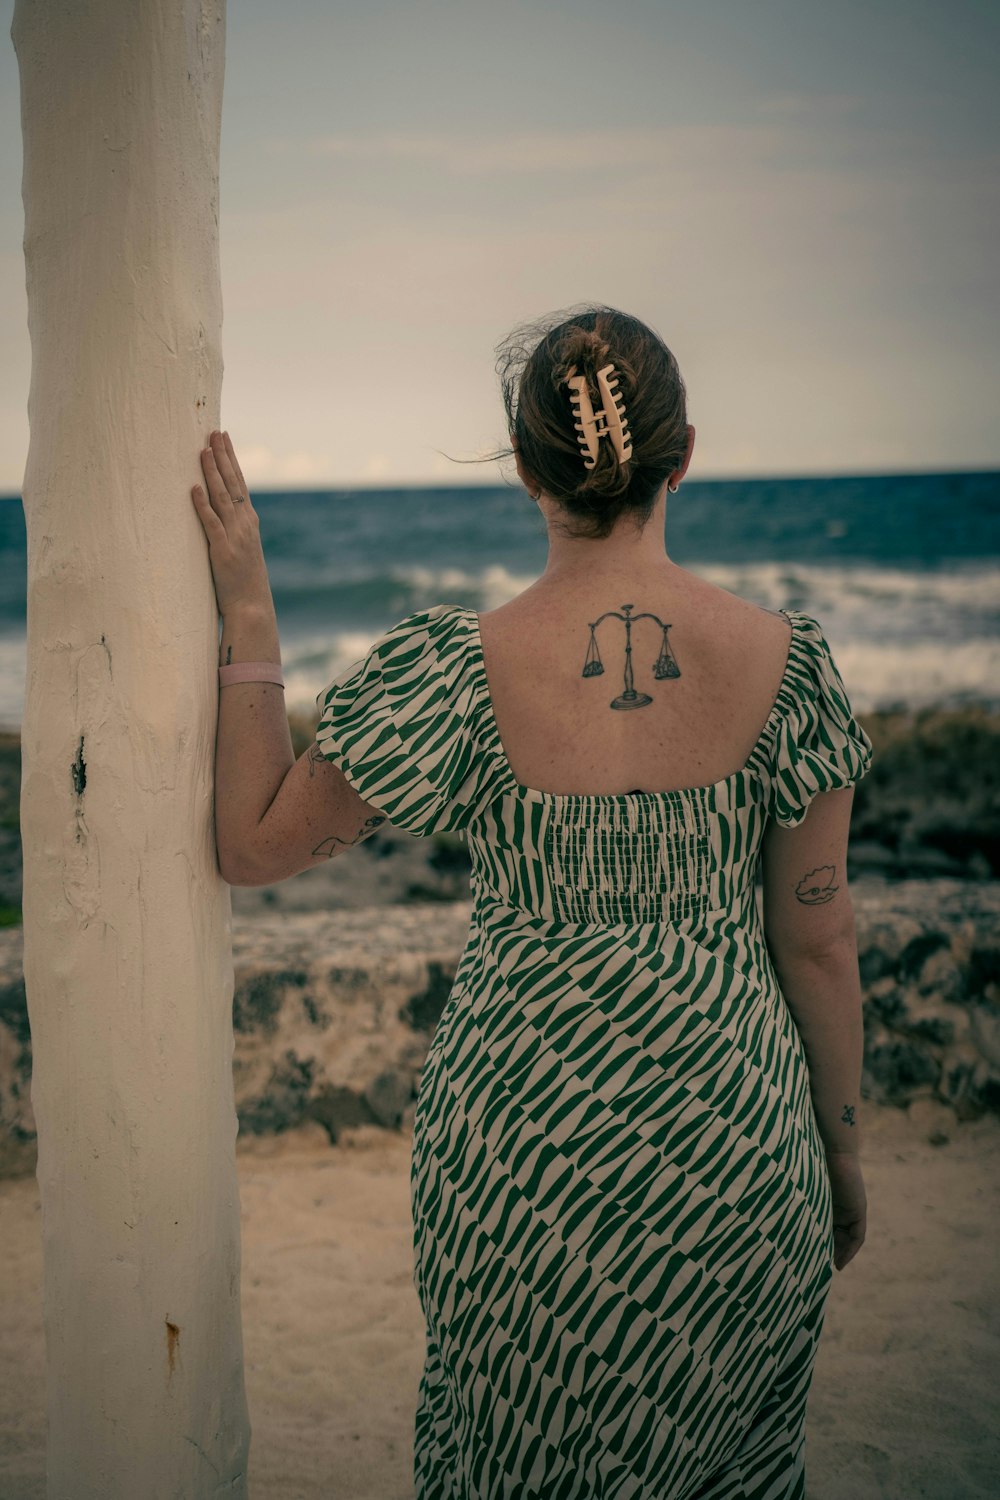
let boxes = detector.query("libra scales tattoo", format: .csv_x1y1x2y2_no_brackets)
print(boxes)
582,603,681,709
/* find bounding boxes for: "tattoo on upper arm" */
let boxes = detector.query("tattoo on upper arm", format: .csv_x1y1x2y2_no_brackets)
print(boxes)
307,740,387,854
311,814,386,860
225,645,232,664
794,865,839,905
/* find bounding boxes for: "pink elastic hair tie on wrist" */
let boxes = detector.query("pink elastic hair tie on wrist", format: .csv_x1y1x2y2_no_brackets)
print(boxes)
218,660,285,687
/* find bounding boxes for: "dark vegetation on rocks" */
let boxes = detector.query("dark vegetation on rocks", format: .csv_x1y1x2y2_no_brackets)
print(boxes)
1,704,997,1175
1,879,997,1177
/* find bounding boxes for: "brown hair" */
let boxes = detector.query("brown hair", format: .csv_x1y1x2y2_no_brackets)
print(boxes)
487,303,689,542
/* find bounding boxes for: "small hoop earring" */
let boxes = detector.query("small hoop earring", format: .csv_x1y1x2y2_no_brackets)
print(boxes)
668,482,679,493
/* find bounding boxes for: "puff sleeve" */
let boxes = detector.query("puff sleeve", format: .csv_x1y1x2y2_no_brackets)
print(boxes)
768,614,874,828
313,604,483,837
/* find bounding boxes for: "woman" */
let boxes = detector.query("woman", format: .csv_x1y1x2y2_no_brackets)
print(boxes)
192,304,872,1499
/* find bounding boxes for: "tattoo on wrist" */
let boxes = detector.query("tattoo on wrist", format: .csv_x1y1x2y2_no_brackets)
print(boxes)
841,1103,856,1126
794,865,839,905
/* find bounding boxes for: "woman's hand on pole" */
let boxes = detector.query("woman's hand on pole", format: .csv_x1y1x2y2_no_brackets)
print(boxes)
191,430,274,617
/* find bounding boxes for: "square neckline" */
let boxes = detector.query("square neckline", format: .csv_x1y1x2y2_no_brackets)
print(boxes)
460,603,800,804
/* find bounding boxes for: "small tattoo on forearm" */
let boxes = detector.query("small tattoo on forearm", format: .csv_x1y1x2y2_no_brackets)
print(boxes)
841,1104,856,1126
225,645,232,665
311,814,386,859
307,743,324,777
794,865,839,905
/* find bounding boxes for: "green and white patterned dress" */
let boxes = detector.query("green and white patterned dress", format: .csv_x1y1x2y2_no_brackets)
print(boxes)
315,601,874,1500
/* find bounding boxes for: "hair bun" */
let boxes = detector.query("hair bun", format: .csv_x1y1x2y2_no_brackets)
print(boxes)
555,327,611,386
491,303,688,542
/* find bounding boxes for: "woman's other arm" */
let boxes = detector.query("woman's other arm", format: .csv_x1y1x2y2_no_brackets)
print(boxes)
760,787,864,1156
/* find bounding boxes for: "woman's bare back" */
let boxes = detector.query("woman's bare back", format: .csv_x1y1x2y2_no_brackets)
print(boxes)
475,566,793,797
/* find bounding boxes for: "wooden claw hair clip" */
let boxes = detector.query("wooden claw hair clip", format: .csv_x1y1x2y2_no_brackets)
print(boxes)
564,363,634,468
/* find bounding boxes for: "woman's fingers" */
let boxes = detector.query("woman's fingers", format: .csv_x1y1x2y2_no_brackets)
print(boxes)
190,482,226,536
210,430,244,503
201,434,238,509
200,443,234,518
222,430,250,498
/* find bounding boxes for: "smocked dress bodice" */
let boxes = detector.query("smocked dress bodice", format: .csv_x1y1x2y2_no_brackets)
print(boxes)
316,601,872,930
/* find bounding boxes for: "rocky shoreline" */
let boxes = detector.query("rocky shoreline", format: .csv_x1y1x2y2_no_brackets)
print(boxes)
1,707,998,1178
1,874,997,1179
1,700,999,925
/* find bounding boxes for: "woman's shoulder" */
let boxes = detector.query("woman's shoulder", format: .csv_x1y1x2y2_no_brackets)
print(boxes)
477,575,822,645
313,601,488,837
315,603,471,718
685,579,830,654
348,602,471,673
685,576,793,627
638,573,806,663
370,600,467,644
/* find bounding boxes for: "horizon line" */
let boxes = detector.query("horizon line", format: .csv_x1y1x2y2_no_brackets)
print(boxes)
0,461,997,503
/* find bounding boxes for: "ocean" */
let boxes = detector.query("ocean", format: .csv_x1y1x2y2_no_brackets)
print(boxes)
1,469,998,735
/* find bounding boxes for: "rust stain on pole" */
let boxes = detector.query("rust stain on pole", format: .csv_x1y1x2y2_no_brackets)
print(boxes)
165,1317,181,1377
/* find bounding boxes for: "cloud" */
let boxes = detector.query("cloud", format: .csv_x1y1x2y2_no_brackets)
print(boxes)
267,106,875,179
236,444,333,485
272,123,795,176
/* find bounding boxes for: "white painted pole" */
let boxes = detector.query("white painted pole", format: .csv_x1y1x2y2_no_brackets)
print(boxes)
11,2,251,1494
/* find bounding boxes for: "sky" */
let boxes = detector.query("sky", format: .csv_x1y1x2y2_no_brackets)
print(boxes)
0,0,997,491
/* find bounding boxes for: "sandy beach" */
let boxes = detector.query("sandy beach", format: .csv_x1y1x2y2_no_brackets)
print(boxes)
1,1095,997,1499
1,715,998,1495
